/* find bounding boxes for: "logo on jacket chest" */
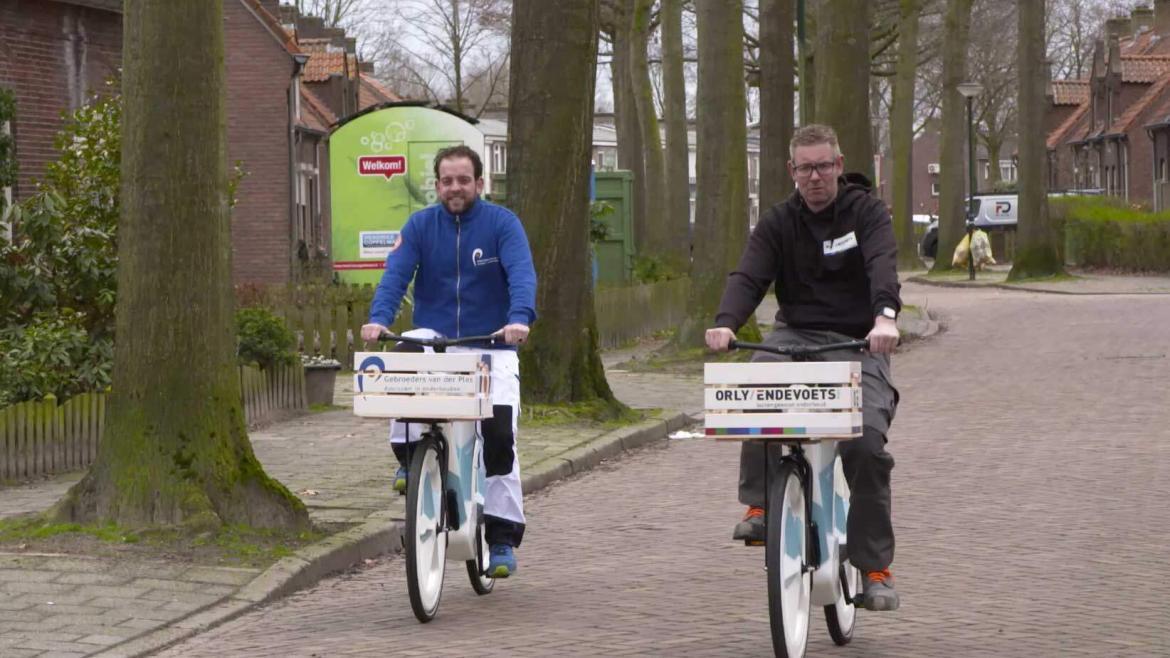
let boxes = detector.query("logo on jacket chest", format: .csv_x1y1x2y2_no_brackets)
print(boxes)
471,248,499,267
822,231,858,255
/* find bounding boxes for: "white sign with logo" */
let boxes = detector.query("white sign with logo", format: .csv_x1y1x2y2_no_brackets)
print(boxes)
359,231,400,260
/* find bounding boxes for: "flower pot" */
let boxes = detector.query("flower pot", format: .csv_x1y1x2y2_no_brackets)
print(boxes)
304,364,341,407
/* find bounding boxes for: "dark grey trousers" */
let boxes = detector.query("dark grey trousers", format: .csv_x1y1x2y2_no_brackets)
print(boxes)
737,327,898,573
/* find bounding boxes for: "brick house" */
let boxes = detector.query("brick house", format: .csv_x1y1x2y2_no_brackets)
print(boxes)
877,120,1017,219
0,0,121,204
1046,3,1170,207
0,0,397,284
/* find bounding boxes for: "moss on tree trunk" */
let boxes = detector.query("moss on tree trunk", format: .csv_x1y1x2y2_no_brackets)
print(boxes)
54,1,307,530
510,0,623,415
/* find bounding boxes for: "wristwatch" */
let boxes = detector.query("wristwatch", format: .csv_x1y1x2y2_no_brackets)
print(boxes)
880,307,897,320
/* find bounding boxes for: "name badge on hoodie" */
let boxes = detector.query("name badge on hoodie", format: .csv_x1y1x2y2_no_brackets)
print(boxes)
823,231,858,256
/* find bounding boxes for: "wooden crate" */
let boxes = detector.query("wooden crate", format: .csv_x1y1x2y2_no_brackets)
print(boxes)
352,352,492,420
704,361,862,440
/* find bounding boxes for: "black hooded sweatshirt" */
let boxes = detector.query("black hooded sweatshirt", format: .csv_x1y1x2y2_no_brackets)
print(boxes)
714,177,902,340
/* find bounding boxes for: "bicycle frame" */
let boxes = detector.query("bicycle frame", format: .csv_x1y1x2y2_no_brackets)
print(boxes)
765,439,853,607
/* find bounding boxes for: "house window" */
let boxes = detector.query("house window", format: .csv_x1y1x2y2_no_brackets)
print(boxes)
931,181,940,197
492,142,507,174
999,160,1017,182
1161,158,1167,182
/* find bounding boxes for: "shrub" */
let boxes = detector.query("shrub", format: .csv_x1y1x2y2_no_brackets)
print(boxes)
235,307,297,370
0,309,112,407
1051,195,1170,271
631,255,682,284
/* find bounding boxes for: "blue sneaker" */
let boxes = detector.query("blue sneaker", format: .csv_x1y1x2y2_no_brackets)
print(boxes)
488,544,516,578
392,466,407,494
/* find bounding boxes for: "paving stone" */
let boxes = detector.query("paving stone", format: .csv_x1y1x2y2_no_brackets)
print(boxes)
156,285,1170,657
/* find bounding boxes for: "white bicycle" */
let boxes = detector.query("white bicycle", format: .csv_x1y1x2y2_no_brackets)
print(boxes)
705,339,869,658
353,332,499,623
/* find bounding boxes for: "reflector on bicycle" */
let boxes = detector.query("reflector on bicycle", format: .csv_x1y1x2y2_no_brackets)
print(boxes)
352,351,492,420
704,361,862,440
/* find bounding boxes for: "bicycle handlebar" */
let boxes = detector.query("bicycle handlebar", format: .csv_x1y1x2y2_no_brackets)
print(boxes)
728,338,869,357
378,332,501,351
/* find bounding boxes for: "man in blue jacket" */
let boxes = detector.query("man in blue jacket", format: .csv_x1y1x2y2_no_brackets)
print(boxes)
361,145,537,578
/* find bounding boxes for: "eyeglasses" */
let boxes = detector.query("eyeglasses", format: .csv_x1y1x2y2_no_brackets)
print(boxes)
792,161,838,179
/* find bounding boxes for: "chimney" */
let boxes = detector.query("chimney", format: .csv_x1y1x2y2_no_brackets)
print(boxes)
1158,0,1170,36
359,61,374,74
1107,34,1122,77
345,37,357,54
1133,5,1155,34
278,4,297,25
1105,17,1133,42
297,15,325,39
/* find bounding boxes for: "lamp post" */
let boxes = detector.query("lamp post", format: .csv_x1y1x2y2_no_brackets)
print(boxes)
957,81,983,281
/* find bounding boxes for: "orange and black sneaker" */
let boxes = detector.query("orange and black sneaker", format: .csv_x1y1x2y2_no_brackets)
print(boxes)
861,568,900,611
732,506,765,545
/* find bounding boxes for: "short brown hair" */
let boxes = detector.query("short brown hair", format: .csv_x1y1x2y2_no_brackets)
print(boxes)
789,124,841,159
433,145,483,180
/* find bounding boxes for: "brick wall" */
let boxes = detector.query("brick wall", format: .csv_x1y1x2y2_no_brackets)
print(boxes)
224,0,295,285
0,0,121,201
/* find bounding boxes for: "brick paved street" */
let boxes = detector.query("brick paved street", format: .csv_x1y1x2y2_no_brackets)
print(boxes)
158,283,1170,657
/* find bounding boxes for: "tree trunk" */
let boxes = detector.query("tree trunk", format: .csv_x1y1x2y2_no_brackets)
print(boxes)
676,0,748,348
891,0,921,270
610,1,647,256
630,0,670,268
798,0,817,123
661,0,692,268
932,0,973,272
984,137,1002,188
1009,0,1062,279
54,1,308,529
815,0,873,181
510,0,620,408
760,0,796,209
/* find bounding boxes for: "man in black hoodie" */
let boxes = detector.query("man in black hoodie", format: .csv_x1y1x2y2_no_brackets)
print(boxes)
705,124,901,611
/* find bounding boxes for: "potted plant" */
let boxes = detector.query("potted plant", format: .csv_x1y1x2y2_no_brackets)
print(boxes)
302,353,341,407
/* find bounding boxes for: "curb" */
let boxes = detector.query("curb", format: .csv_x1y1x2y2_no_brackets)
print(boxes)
907,274,1170,296
98,411,692,657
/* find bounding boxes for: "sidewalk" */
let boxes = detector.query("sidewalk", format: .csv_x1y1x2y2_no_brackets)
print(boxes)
0,353,699,658
905,265,1170,295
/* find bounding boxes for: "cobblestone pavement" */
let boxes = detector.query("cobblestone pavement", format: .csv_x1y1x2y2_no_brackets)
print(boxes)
0,347,686,657
158,282,1170,657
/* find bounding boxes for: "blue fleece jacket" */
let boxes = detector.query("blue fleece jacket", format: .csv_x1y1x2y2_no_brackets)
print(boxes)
369,199,537,345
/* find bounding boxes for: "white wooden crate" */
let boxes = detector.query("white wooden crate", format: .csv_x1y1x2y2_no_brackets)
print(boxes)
352,352,492,420
704,361,862,441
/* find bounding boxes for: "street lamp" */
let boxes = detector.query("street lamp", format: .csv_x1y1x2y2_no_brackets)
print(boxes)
957,81,983,281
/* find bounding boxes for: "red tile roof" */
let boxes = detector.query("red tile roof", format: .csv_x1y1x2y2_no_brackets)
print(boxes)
299,87,337,132
1047,102,1089,150
1107,74,1170,136
299,38,358,82
359,74,401,108
1121,30,1170,57
1121,55,1170,83
1050,80,1089,106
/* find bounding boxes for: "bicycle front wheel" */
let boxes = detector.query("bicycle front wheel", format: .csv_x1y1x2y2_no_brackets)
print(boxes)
766,461,811,658
824,454,861,645
405,438,447,622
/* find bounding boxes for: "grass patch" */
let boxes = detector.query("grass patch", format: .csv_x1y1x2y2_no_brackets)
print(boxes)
0,516,328,568
520,399,649,429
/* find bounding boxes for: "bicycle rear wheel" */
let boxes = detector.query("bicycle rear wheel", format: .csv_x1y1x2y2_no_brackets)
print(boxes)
767,461,811,658
405,438,446,622
824,455,861,645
